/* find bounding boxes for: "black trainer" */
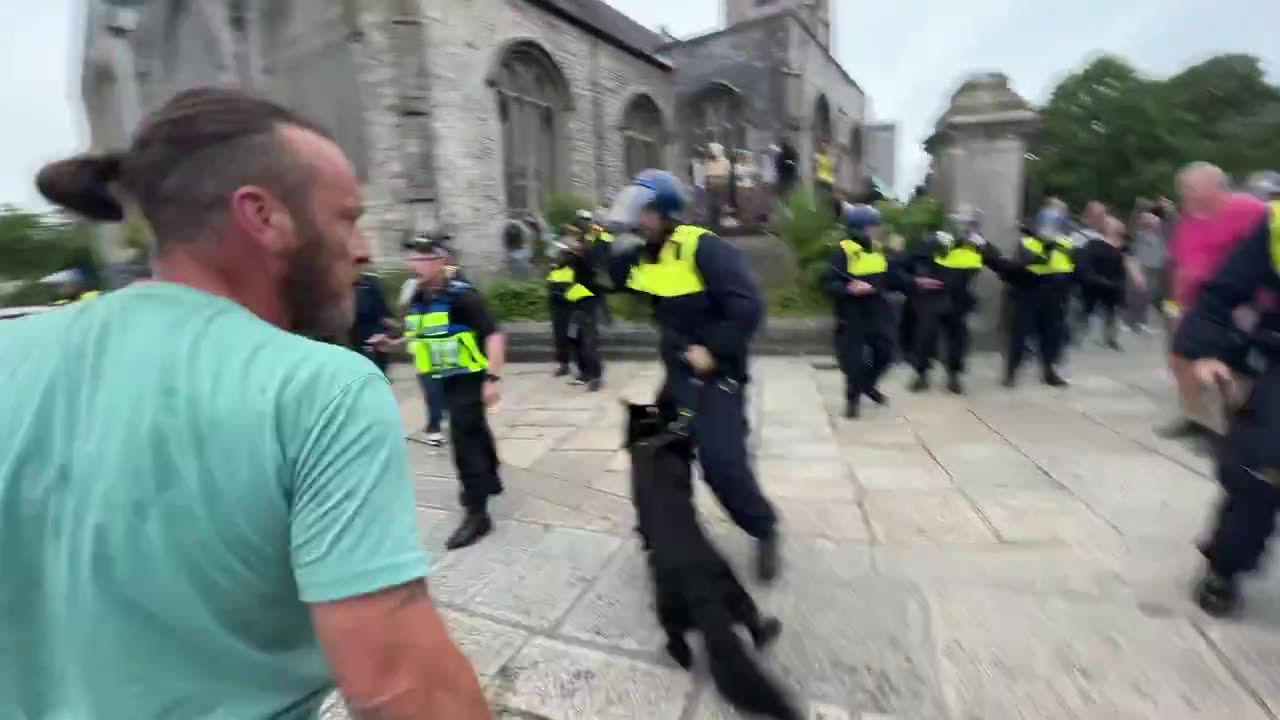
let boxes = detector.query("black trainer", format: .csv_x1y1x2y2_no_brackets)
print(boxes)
1044,371,1069,387
553,365,570,377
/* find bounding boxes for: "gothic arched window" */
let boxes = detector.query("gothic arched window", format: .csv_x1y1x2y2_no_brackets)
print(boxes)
622,94,665,177
494,42,568,215
690,82,746,152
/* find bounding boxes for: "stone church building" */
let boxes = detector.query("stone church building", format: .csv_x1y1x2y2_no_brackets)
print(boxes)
83,0,895,274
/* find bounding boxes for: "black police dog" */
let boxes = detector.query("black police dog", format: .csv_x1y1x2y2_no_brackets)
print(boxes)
623,402,800,720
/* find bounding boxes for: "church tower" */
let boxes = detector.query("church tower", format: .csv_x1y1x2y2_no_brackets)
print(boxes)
723,0,830,49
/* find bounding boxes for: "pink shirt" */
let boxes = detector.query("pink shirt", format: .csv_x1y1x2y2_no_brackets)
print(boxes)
1170,193,1268,307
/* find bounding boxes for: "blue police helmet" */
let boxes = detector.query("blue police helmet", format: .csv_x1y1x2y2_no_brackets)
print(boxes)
843,203,882,234
606,169,689,227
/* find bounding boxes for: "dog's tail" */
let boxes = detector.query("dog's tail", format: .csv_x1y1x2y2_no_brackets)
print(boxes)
693,601,802,720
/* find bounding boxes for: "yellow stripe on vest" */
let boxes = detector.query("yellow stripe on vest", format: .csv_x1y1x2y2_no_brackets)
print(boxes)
626,225,708,297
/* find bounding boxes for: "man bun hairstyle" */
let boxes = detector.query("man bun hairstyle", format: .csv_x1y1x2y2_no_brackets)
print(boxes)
34,86,331,245
36,152,127,221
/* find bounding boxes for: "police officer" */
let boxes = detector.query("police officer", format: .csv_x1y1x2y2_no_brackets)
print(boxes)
580,208,616,328
1002,211,1074,387
1174,173,1280,616
821,203,896,418
908,207,994,395
605,169,781,582
547,230,581,379
548,235,604,390
397,237,507,550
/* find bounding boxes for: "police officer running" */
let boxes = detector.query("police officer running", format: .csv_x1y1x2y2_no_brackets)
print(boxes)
389,237,507,550
821,203,897,418
907,207,994,395
605,169,782,582
1001,210,1074,387
1175,170,1280,616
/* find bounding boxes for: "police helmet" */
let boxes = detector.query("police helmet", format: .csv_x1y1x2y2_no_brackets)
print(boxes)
1247,170,1280,199
842,203,882,235
575,208,593,223
606,169,689,227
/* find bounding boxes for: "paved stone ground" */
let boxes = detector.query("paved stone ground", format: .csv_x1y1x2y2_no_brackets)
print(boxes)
323,331,1280,720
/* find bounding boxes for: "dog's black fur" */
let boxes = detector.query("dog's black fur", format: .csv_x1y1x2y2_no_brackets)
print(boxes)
623,402,801,720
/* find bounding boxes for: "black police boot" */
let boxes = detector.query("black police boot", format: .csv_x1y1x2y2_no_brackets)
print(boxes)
1002,370,1017,388
445,511,493,550
757,532,781,584
865,387,888,405
844,401,860,419
947,374,964,395
1043,369,1069,387
1195,568,1240,618
554,365,570,377
909,374,929,393
587,378,602,392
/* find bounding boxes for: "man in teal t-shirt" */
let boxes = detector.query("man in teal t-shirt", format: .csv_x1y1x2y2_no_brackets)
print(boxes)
1,87,490,719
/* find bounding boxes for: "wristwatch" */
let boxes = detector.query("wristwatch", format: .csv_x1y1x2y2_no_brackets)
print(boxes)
484,373,502,383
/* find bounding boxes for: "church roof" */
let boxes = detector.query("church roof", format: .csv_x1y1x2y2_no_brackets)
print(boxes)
523,0,671,70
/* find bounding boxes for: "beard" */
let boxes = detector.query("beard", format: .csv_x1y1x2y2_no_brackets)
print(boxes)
282,208,356,340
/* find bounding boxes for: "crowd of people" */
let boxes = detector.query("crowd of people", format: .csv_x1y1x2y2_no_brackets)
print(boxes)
4,79,1280,718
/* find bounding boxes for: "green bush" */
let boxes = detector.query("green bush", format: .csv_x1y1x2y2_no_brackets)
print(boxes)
485,278,549,321
776,188,840,269
876,197,944,256
543,192,593,233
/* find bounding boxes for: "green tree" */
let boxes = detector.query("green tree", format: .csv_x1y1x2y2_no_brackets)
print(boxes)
0,207,97,288
1029,53,1280,212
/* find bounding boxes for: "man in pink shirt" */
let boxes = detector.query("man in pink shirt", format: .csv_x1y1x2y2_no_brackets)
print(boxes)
1158,162,1268,444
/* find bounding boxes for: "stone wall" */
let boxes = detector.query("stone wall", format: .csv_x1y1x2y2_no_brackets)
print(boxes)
663,15,790,166
421,0,674,276
785,16,865,192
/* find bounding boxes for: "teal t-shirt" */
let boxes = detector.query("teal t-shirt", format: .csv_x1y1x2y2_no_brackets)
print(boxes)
0,283,429,719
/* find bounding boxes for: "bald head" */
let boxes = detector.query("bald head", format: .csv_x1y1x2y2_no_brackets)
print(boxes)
1177,162,1229,215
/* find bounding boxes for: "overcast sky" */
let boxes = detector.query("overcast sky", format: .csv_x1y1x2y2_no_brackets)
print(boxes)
2,1,1277,208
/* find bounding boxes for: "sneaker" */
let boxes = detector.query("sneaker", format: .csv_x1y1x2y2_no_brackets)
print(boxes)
570,376,587,386
425,431,445,447
1194,569,1240,618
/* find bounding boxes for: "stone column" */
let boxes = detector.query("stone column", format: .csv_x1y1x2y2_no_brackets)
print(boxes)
925,73,1039,347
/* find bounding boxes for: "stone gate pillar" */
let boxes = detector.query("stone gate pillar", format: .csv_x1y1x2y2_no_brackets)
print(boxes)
925,72,1039,347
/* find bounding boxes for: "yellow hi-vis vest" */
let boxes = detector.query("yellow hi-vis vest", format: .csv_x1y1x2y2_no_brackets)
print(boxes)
546,265,594,302
1268,200,1280,274
403,284,489,378
934,244,984,270
816,152,835,184
1023,236,1075,275
625,225,708,297
53,291,101,306
591,228,614,244
839,238,888,277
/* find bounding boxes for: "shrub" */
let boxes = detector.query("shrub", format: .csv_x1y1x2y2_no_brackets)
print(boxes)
776,188,840,270
485,278,549,321
542,192,593,233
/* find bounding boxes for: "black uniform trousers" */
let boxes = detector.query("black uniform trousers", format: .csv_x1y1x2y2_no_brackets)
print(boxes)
914,300,971,377
572,297,603,380
656,367,777,540
835,300,893,405
1202,368,1280,579
551,300,575,369
1006,277,1070,377
1080,287,1121,344
443,373,503,512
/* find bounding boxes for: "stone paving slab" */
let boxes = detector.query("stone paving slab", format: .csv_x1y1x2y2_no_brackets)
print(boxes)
318,340,1280,719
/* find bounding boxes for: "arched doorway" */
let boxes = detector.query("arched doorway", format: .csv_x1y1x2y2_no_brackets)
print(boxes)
621,94,666,178
493,41,569,216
